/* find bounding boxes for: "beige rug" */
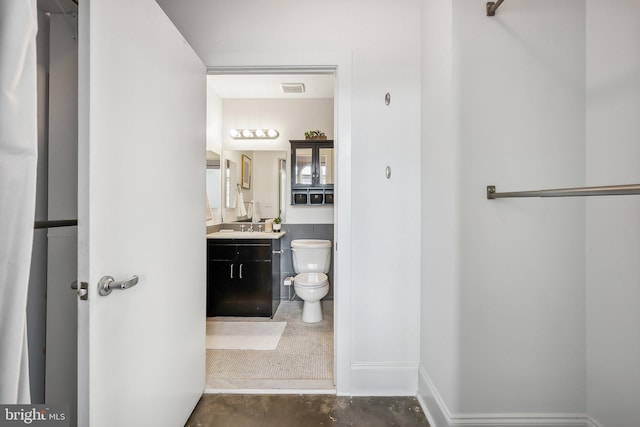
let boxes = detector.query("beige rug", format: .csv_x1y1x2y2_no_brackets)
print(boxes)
206,321,287,350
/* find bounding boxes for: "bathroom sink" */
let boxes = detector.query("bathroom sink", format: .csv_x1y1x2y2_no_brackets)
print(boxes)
207,231,285,239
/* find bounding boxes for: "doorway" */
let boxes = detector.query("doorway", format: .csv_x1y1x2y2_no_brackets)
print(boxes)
204,70,338,392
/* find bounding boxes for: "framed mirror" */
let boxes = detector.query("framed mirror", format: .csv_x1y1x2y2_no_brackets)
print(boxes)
221,150,286,222
241,154,252,189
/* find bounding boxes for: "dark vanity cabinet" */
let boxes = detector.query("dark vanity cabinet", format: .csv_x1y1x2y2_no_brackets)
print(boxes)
290,140,334,205
207,238,281,317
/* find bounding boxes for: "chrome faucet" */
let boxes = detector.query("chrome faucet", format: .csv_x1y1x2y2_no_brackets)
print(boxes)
247,223,254,232
240,224,245,232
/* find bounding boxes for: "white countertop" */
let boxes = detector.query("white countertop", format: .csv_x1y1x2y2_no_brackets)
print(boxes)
207,231,286,240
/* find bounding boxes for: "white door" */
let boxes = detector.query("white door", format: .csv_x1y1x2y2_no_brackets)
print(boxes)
76,1,206,426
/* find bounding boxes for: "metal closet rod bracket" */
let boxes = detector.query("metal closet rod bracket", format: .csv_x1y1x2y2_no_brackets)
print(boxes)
487,0,505,16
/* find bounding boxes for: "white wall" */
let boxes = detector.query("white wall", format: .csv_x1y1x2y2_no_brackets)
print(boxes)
419,0,459,422
158,0,423,395
455,0,586,415
221,98,334,153
420,0,587,423
206,88,223,225
585,1,640,426
206,85,222,155
220,98,334,224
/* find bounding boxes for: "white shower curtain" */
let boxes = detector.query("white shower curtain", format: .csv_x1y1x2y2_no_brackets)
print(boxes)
0,0,38,404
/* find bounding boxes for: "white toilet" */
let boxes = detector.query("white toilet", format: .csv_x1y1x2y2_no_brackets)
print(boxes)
291,239,332,323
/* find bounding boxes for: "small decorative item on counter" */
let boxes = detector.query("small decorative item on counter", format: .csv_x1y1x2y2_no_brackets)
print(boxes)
304,130,327,140
273,216,282,231
264,219,273,233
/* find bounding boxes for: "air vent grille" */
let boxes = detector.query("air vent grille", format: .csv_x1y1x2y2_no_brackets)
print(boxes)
281,83,305,94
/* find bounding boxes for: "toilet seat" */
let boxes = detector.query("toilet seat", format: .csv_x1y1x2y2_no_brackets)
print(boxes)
294,272,328,288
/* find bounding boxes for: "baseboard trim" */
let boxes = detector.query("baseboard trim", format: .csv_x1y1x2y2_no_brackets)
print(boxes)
204,388,337,395
417,367,592,427
349,363,418,396
585,417,603,427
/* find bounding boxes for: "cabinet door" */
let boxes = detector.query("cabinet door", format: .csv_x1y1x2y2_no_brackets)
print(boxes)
235,260,272,316
293,146,314,186
318,146,334,185
209,260,237,316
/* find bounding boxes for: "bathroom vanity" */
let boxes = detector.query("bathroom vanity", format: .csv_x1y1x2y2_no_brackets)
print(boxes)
206,232,285,317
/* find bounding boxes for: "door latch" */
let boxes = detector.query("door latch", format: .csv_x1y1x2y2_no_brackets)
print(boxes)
98,275,139,296
71,281,89,301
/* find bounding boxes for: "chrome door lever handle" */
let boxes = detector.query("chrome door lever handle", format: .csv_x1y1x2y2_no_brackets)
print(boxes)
98,275,139,296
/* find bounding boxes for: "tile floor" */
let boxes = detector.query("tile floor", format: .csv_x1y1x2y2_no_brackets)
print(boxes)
206,301,334,391
185,394,430,427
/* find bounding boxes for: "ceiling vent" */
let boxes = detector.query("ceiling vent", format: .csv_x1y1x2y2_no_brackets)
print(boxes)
281,83,305,94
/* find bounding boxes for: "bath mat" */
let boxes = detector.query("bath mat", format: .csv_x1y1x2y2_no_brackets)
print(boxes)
206,321,287,350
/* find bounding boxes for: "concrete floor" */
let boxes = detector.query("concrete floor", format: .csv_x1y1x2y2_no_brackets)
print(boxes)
185,394,430,427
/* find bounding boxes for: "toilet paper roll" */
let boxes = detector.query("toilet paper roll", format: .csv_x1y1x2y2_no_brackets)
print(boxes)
284,277,294,286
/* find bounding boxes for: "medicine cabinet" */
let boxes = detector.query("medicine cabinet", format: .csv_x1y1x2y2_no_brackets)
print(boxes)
290,140,334,205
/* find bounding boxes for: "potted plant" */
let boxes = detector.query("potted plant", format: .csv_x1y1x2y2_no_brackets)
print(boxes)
272,216,282,231
304,130,327,140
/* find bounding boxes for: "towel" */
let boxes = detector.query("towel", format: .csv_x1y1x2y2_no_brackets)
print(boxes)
252,201,261,222
236,190,247,217
246,201,261,222
205,193,213,220
246,201,253,219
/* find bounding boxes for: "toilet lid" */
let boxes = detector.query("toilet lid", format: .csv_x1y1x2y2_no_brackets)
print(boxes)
294,272,328,288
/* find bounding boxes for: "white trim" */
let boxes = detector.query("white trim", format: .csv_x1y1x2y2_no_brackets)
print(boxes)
417,391,445,427
418,365,455,421
348,363,418,396
204,388,336,395
418,367,592,427
585,417,603,427
205,50,353,395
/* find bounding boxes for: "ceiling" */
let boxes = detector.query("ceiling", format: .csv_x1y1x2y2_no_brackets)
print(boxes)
36,1,334,100
207,74,335,99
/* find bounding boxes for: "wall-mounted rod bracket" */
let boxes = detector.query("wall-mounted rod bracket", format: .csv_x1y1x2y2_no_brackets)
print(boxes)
487,184,640,199
486,0,505,16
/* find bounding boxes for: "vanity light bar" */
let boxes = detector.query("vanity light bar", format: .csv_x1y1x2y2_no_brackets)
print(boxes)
230,129,280,139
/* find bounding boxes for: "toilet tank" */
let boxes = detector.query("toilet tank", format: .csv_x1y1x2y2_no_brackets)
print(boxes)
291,239,332,274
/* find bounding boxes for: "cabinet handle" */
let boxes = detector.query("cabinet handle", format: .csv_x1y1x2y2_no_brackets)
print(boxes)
230,263,234,279
239,263,243,279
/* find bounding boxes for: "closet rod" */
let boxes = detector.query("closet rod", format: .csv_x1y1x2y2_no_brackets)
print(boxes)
34,219,78,229
486,0,505,16
487,184,640,199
